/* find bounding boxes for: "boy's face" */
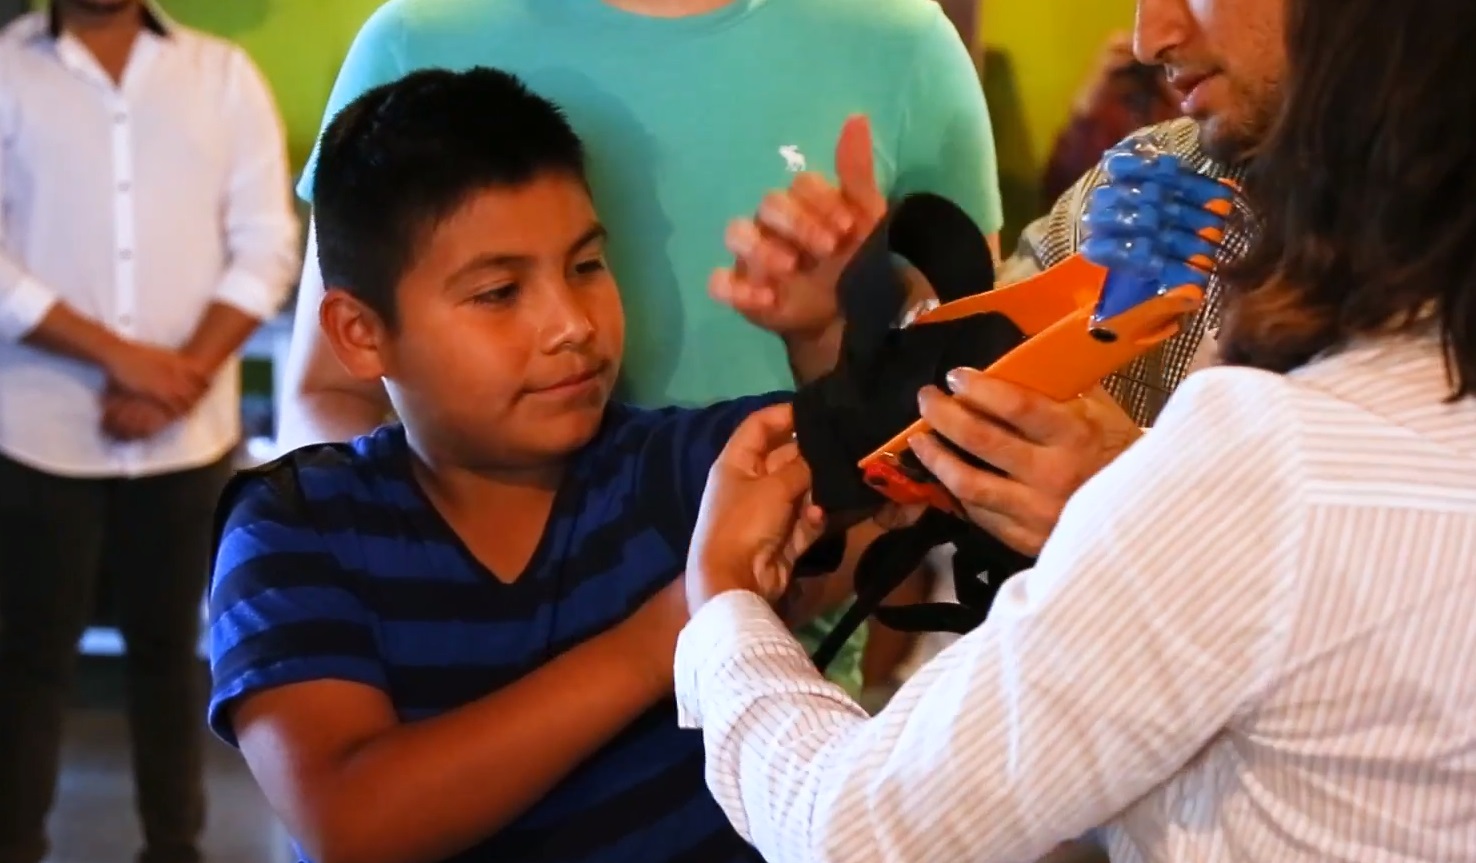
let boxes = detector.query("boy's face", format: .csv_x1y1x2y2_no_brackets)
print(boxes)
324,173,625,471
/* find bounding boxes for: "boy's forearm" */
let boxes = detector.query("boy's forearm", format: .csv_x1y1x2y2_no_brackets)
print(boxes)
784,258,946,386
307,625,672,863
783,520,887,627
784,321,843,385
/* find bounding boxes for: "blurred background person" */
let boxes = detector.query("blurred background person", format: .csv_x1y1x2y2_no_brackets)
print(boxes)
0,2,299,862
1040,31,1180,210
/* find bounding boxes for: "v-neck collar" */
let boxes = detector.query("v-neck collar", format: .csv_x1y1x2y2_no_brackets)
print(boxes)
44,1,172,41
389,425,582,589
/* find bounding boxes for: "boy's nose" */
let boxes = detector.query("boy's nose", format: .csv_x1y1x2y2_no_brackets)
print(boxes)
543,285,596,349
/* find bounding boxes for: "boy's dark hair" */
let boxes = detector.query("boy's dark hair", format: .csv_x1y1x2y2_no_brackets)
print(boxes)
312,67,587,326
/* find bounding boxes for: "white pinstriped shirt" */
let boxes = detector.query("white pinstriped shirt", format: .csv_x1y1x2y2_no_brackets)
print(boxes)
676,332,1476,863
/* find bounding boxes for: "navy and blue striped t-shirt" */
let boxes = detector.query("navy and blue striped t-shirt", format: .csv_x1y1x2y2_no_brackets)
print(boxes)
207,395,786,863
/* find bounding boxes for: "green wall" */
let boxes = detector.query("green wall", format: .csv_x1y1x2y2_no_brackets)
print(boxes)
163,0,1135,235
47,0,1134,239
983,0,1136,172
30,0,380,170
157,0,382,172
980,0,1136,242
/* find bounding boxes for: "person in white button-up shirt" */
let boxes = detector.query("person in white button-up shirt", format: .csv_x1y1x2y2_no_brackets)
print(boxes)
669,0,1476,860
0,3,298,863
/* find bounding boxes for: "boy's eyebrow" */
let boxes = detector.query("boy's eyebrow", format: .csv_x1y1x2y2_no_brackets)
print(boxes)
567,223,608,255
444,223,608,285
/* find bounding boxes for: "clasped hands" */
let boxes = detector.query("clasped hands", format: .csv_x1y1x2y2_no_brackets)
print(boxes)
99,339,213,441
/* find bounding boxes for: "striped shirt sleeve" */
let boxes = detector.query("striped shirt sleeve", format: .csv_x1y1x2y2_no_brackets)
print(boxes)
207,474,389,747
673,367,1306,863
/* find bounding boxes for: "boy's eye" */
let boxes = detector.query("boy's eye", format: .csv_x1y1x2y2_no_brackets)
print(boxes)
471,283,518,305
573,256,607,277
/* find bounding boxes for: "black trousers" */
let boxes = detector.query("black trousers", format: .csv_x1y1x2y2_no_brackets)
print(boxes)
0,452,233,863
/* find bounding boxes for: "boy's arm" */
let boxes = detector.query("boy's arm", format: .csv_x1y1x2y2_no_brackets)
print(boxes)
782,321,843,386
212,479,690,863
666,396,886,620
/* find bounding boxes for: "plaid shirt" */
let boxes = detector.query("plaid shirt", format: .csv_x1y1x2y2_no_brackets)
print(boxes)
999,117,1250,426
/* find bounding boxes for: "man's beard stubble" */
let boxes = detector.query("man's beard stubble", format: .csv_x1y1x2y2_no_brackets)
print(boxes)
1198,77,1282,166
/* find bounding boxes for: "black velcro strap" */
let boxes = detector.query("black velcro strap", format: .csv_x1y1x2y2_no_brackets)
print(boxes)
793,531,847,579
886,192,995,304
951,530,1034,610
810,519,942,671
795,192,1009,519
873,602,984,636
810,509,960,672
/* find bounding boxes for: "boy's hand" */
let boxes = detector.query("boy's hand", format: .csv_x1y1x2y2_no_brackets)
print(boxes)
686,405,827,616
711,115,887,339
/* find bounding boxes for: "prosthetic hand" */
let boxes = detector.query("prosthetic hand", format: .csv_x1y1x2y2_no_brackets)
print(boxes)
791,138,1239,671
857,139,1238,515
1084,139,1236,325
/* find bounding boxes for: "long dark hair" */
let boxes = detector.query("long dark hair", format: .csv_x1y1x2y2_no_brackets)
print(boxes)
1222,0,1476,399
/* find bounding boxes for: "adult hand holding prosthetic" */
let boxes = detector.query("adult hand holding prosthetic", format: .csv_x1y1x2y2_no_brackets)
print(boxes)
912,376,1141,556
686,404,828,617
911,139,1230,555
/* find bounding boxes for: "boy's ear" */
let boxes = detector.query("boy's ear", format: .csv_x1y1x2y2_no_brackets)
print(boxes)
318,287,392,381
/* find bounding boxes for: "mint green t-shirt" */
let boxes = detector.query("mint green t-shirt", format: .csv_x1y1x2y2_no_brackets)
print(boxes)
298,0,1004,697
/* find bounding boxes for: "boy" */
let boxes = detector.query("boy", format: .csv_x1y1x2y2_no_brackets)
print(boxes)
208,67,844,863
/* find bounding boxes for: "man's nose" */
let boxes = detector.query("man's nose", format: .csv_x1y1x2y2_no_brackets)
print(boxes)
1134,0,1191,64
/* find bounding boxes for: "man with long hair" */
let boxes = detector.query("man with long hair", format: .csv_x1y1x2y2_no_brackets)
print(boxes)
676,0,1476,858
717,0,1288,562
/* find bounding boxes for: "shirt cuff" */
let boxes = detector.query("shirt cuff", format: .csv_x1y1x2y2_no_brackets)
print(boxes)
212,268,284,321
0,276,59,342
674,589,803,729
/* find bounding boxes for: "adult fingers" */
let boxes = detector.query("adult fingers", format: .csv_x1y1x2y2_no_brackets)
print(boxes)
917,384,1037,479
943,369,1092,450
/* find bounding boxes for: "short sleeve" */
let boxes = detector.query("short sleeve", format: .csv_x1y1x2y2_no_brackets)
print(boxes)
643,392,793,536
295,3,409,203
207,475,389,747
890,6,1004,236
